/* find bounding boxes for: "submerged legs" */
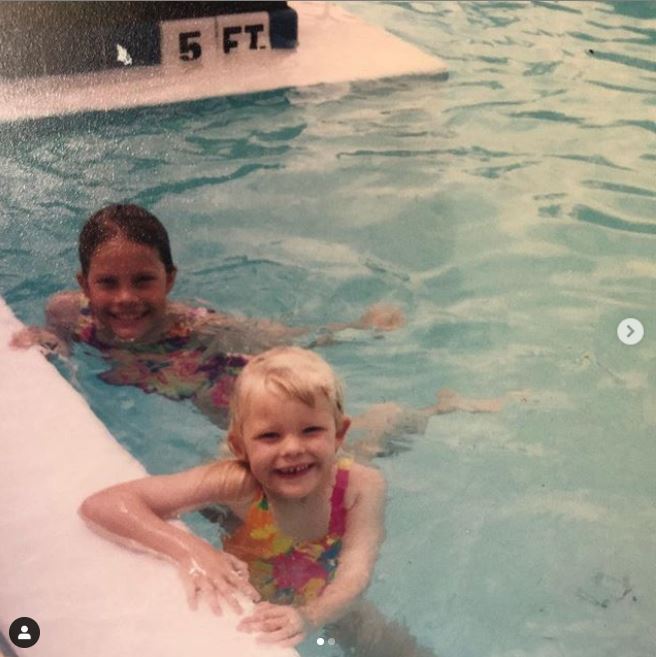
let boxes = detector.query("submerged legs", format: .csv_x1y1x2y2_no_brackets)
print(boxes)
329,600,438,657
348,388,509,461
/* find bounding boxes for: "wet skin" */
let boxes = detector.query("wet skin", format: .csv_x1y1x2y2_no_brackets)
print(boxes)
230,387,349,510
76,237,176,344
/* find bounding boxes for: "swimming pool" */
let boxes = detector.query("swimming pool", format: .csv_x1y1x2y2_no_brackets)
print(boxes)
1,2,655,656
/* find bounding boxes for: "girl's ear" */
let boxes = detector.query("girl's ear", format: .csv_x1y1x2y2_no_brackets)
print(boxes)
76,271,90,297
335,416,351,451
227,432,247,461
165,267,177,294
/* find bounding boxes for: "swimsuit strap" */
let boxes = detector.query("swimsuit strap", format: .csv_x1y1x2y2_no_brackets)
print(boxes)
245,457,351,536
328,458,352,535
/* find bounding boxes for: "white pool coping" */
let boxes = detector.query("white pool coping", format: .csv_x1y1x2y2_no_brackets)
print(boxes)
0,1,447,123
0,295,297,657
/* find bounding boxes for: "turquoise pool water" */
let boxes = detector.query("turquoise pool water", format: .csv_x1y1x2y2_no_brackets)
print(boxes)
1,2,655,656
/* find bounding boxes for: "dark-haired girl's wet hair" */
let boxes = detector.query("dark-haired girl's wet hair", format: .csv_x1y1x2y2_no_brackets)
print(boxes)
78,204,176,275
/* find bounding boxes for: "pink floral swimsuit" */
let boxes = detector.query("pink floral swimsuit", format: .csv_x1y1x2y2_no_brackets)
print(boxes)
222,459,351,606
73,300,249,409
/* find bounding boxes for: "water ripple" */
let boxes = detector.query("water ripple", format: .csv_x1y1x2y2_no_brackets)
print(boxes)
617,119,656,135
509,111,584,125
573,204,656,236
533,0,582,15
549,154,632,172
587,80,655,95
581,180,656,199
192,257,287,277
588,50,656,73
336,148,443,160
132,163,282,207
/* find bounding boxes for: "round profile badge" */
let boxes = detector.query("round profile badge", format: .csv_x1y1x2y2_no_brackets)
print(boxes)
9,617,40,648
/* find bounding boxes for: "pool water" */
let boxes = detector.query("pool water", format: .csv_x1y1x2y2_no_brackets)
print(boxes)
1,2,655,656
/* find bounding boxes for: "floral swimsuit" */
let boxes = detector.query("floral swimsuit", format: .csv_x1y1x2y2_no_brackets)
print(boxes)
73,300,249,409
222,458,352,606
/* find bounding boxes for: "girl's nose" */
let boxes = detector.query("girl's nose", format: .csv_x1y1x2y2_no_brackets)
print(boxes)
116,285,137,304
280,433,303,456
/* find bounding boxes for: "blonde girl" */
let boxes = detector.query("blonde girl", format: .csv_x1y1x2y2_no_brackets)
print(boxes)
80,347,435,655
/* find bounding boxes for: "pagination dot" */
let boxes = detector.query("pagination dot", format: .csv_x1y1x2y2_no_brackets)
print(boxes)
316,637,325,646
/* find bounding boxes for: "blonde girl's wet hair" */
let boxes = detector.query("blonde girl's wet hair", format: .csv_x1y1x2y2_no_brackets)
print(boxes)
227,346,346,457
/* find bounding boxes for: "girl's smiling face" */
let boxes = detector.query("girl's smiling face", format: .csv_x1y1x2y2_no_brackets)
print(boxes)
77,236,176,343
232,385,349,503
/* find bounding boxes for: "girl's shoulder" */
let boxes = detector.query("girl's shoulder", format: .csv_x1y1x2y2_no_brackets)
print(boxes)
164,301,225,340
202,459,260,506
46,289,85,312
341,460,386,511
167,301,214,321
45,290,86,333
154,459,258,520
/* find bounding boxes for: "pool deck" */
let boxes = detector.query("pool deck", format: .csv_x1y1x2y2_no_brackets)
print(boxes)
0,1,446,122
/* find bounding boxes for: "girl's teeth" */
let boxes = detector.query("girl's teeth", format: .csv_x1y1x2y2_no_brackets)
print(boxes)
280,465,309,474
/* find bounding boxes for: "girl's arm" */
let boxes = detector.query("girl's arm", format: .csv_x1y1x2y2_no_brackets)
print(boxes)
79,460,260,614
301,464,386,627
237,464,386,645
308,303,406,347
10,290,81,355
196,303,405,354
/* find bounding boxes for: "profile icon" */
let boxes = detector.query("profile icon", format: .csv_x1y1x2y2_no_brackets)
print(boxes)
9,617,40,648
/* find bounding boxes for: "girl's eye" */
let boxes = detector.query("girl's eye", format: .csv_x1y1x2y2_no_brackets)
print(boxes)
303,426,323,435
96,278,117,288
134,275,156,286
258,432,279,441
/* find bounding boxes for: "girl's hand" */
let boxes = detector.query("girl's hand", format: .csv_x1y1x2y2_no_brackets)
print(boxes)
237,601,310,647
10,327,70,357
178,549,260,616
354,303,405,332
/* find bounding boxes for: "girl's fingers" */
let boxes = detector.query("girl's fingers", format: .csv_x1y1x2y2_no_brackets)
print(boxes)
191,576,243,617
240,610,297,635
179,556,257,616
212,580,243,615
237,616,275,632
198,584,223,616
250,617,283,632
226,554,249,577
195,577,222,616
242,583,261,602
208,589,223,616
223,555,260,601
225,571,260,602
249,601,277,614
256,627,304,645
237,603,277,627
180,572,199,611
244,620,281,636
198,578,223,616
275,633,306,649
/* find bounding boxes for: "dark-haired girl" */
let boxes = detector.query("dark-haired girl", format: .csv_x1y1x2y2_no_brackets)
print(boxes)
12,203,502,442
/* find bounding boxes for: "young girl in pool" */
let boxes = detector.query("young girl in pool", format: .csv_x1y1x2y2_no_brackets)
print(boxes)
10,203,409,426
11,203,504,450
79,347,436,656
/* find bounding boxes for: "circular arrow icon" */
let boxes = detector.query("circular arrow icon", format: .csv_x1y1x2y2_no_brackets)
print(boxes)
617,318,644,346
